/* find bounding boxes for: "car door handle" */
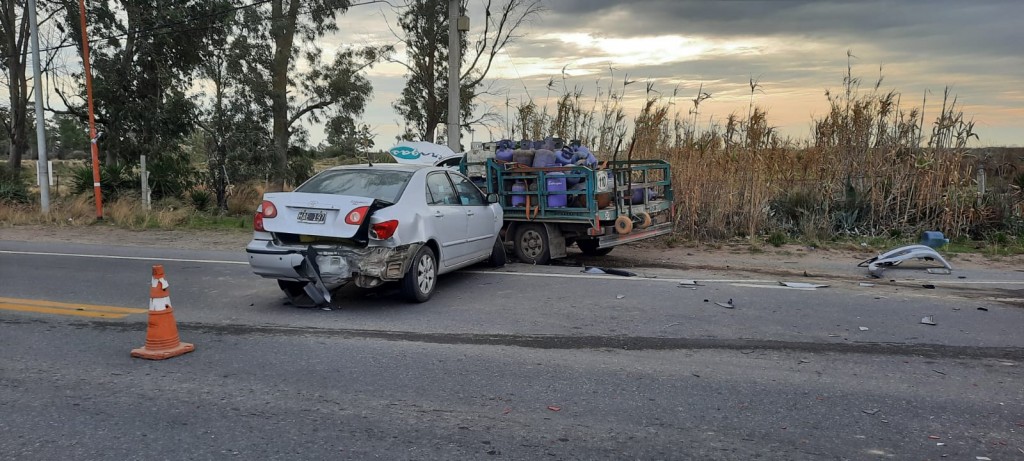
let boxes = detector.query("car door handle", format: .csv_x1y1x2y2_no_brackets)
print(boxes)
466,210,475,216
434,210,444,217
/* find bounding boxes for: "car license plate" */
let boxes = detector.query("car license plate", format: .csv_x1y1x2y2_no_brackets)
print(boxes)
296,209,327,224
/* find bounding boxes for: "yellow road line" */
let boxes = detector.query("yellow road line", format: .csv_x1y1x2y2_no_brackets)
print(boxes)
0,302,129,318
0,297,147,318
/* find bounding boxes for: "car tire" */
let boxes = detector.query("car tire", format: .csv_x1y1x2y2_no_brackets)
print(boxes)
488,237,507,267
401,245,437,303
576,238,613,256
513,223,550,265
278,280,316,307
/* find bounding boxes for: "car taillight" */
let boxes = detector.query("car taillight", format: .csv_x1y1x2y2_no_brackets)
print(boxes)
344,206,369,225
261,200,277,218
253,211,265,232
370,220,399,240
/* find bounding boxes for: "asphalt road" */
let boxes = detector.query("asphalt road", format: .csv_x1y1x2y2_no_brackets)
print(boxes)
1,239,1022,460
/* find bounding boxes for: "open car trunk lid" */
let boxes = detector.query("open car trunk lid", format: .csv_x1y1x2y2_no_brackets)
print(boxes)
261,192,376,239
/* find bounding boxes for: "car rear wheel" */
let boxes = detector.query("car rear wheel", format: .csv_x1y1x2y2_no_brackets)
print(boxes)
576,238,613,256
513,223,550,265
277,280,316,307
488,237,507,267
401,245,437,303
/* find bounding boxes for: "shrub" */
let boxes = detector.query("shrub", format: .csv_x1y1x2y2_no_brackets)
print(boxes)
146,153,197,200
0,164,30,204
189,188,213,211
69,162,138,200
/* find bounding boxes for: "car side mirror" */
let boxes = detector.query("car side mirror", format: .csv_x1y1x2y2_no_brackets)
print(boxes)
487,193,499,204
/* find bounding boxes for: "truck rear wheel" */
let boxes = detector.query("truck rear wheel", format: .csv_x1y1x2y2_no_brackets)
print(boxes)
514,223,550,265
576,239,613,256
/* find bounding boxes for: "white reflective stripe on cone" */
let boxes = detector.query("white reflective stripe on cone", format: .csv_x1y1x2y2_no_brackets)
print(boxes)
152,277,169,290
149,296,171,311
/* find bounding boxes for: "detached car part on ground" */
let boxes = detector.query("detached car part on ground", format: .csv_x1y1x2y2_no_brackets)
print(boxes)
246,164,506,306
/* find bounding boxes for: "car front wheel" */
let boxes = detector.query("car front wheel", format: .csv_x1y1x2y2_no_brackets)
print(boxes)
488,237,507,267
401,245,437,303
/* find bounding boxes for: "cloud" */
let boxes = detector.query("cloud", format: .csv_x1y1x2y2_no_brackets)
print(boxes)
328,0,1024,146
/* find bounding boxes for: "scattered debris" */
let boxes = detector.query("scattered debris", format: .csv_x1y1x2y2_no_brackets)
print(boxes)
798,359,810,364
859,282,876,287
936,442,945,446
977,307,989,312
664,322,681,328
933,369,946,375
928,435,941,440
320,306,333,311
828,334,840,337
922,284,936,289
976,457,991,461
502,407,511,415
740,349,755,354
547,405,561,412
862,409,880,415
958,275,967,279
921,316,937,326
779,282,829,289
927,268,952,275
616,294,625,299
859,326,870,331
715,299,735,309
703,299,709,303
678,280,702,286
859,242,953,278
583,266,636,277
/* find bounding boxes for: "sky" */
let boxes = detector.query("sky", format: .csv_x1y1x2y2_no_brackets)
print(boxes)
324,0,1024,149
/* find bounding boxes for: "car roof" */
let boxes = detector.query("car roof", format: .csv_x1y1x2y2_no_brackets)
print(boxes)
324,163,431,173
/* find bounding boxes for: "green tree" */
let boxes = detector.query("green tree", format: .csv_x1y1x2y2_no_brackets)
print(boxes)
53,0,232,166
391,0,541,144
51,113,89,158
224,0,388,191
1,0,65,170
324,115,374,157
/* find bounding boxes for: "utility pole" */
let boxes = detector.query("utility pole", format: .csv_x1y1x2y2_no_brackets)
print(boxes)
78,0,103,219
28,0,49,213
446,0,461,153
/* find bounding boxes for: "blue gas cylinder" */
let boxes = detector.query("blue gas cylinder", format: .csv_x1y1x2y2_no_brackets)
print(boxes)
547,173,567,208
511,181,527,207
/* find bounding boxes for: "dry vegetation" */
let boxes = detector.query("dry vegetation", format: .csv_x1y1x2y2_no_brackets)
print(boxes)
509,64,1023,243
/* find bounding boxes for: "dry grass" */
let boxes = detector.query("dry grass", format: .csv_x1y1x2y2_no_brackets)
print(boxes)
506,62,1022,241
227,182,264,216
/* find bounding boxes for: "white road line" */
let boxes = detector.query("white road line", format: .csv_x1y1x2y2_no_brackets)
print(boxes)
0,250,248,265
464,270,777,284
730,283,818,291
4,250,1022,287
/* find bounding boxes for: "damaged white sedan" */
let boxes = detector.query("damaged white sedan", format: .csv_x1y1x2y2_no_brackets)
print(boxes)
246,164,505,305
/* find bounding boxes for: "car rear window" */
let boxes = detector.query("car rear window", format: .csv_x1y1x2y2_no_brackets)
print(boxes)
296,169,413,203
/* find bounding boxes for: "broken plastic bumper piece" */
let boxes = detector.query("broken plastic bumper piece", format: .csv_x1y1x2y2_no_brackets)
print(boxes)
858,244,952,278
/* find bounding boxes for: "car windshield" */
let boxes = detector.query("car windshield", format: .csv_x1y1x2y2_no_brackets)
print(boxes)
295,169,413,203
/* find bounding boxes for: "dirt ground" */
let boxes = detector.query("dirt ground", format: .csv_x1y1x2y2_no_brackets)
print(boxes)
2,223,1021,280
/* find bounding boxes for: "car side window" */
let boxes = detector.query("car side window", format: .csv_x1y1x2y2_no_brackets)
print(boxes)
426,172,459,206
450,173,486,206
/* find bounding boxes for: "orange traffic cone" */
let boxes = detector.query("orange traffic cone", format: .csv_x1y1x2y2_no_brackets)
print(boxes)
131,265,195,360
